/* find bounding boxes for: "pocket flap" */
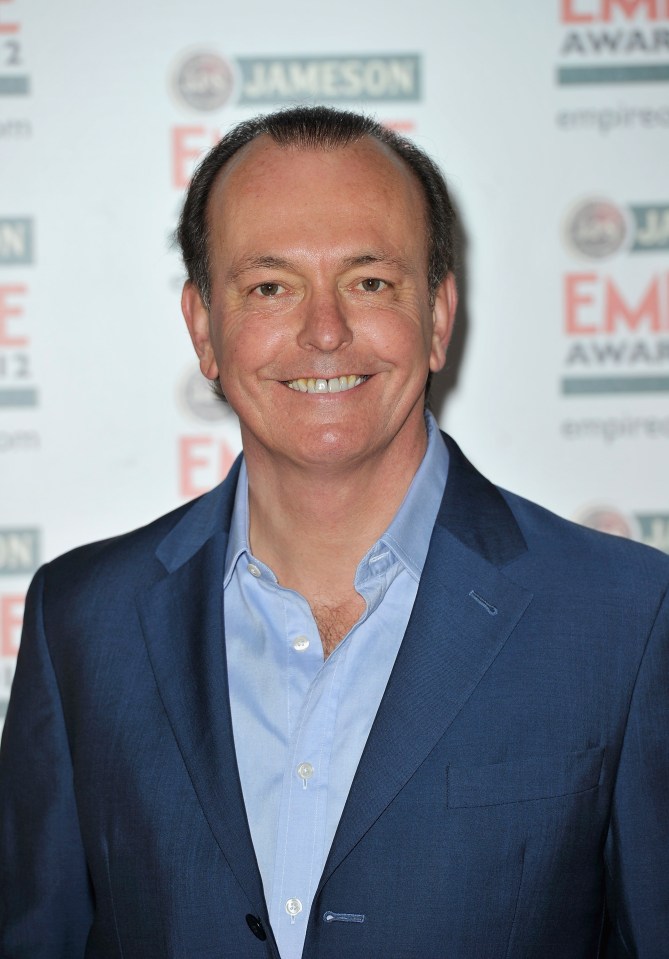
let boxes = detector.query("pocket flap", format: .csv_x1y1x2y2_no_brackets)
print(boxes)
446,746,604,808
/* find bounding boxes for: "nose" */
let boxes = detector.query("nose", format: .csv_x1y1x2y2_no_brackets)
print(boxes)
296,289,353,353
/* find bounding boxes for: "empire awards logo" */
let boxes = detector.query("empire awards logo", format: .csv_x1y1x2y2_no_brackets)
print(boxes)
557,0,669,86
560,197,669,397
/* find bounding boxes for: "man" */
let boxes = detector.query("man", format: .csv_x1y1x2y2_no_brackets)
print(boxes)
1,106,668,958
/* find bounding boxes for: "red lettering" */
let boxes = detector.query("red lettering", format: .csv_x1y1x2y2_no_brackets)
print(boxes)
179,436,236,498
561,0,596,22
603,0,660,19
171,126,220,190
383,120,416,133
0,284,28,347
561,0,668,20
1,595,23,658
0,0,18,35
604,277,662,332
565,273,599,334
179,435,212,497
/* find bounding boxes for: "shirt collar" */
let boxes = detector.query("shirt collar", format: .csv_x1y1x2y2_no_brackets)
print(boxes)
223,410,449,588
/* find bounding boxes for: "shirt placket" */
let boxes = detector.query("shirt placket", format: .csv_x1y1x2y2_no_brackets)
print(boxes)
269,591,348,959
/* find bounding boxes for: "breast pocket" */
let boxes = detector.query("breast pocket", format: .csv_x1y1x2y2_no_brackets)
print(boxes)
446,746,604,808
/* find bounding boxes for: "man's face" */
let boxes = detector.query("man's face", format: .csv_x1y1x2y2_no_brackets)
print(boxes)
183,135,456,473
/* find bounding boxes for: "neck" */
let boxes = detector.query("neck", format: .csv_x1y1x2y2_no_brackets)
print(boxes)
244,423,428,599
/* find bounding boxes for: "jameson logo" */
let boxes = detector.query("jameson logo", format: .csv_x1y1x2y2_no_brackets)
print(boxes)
0,218,33,265
576,507,669,553
565,199,669,258
0,528,39,575
637,512,669,551
630,204,669,251
237,55,421,104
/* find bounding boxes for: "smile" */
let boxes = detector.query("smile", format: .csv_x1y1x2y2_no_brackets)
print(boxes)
284,375,369,394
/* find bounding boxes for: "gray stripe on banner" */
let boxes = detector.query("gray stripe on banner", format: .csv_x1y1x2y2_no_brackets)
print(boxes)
562,376,669,395
557,65,669,85
0,76,30,95
0,388,38,407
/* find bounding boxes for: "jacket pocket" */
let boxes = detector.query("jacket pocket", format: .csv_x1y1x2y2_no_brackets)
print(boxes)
446,745,604,808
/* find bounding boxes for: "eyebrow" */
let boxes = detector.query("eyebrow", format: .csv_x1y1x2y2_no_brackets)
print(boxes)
228,250,418,282
340,252,418,275
227,255,295,282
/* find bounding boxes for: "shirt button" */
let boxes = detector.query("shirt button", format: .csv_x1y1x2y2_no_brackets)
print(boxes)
285,898,303,917
292,636,310,652
297,762,314,783
247,563,261,578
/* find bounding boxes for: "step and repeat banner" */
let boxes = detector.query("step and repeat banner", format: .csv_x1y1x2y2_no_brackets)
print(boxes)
1,0,668,726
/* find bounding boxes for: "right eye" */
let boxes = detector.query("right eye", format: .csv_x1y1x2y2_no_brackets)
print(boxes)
253,283,285,297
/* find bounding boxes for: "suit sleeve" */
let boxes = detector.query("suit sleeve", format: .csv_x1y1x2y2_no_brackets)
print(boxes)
0,566,93,958
604,581,669,957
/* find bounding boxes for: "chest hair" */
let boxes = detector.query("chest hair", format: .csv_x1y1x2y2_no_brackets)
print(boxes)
311,595,366,658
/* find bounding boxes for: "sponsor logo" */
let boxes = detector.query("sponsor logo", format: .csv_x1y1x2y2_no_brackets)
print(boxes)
0,283,37,407
0,0,29,97
576,505,669,552
557,0,669,86
0,528,39,575
0,590,24,727
0,592,24,658
565,199,629,257
237,54,421,105
173,52,235,112
178,435,238,498
0,217,33,264
171,50,421,112
561,198,669,395
561,270,669,394
565,199,669,257
178,366,234,423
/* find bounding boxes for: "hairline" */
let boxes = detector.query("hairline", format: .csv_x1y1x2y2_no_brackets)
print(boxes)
202,132,432,303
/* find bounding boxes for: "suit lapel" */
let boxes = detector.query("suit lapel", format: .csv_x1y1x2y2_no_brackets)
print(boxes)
134,435,534,910
319,435,534,886
136,462,268,916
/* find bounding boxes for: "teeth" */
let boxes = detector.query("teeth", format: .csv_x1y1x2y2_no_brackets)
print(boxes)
285,375,368,394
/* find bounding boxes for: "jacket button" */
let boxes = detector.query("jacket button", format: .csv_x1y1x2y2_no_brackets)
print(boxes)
245,914,267,941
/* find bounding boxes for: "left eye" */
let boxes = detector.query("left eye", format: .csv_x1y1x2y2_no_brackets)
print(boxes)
254,283,285,297
357,278,387,293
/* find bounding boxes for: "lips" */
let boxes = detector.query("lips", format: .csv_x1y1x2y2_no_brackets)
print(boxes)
284,375,369,394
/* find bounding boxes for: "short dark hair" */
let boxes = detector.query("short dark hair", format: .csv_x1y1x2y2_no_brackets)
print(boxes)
176,105,456,310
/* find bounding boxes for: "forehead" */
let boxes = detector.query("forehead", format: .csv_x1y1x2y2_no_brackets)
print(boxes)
207,133,427,234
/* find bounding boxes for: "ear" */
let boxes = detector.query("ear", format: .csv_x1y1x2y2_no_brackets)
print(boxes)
181,281,219,381
429,272,458,373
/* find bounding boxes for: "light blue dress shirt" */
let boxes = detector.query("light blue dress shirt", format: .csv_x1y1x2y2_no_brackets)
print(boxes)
224,412,449,959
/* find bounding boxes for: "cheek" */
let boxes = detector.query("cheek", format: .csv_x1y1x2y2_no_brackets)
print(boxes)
367,313,433,364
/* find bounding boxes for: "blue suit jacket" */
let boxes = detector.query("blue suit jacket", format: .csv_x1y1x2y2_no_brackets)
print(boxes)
1,434,669,958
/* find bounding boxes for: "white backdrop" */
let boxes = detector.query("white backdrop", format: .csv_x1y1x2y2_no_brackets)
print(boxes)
2,0,668,725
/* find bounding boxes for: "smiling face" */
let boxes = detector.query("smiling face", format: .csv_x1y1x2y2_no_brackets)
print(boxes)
182,134,457,476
